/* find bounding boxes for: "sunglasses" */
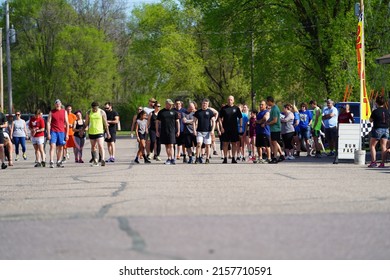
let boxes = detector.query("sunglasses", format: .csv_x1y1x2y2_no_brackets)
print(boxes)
104,107,109,110
16,113,21,116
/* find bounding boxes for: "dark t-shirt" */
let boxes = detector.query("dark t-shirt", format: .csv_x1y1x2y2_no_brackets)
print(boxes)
105,110,119,133
194,108,214,132
0,112,6,132
157,108,178,137
219,105,242,132
370,107,390,129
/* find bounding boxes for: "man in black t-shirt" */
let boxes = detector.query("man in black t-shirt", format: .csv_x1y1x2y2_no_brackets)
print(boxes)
104,102,120,162
193,98,217,164
218,95,243,164
156,99,180,165
0,108,8,169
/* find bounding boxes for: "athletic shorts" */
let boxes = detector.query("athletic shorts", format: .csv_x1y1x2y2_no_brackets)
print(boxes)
50,131,66,146
312,129,321,137
0,132,4,145
138,132,146,140
89,133,104,140
105,131,116,143
184,133,197,149
160,132,176,145
197,131,212,145
256,133,270,148
176,133,185,146
32,136,45,145
221,130,239,143
282,132,295,150
270,131,281,142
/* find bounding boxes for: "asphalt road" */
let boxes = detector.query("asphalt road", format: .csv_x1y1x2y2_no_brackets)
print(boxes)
0,136,389,260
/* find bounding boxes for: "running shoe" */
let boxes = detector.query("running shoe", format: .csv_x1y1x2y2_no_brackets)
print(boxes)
34,162,41,167
367,161,377,168
1,163,7,169
205,158,210,164
170,159,176,165
41,161,46,167
155,156,161,161
213,151,218,156
15,155,19,161
23,153,27,160
232,158,238,164
79,159,84,163
278,155,285,162
57,161,64,168
188,156,193,164
164,159,171,165
378,163,385,168
222,158,227,164
134,158,140,164
49,161,54,168
269,158,278,164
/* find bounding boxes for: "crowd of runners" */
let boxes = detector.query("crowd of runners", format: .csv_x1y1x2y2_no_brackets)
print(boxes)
0,94,389,169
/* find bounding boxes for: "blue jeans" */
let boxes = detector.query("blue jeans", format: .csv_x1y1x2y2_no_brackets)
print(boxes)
13,136,26,155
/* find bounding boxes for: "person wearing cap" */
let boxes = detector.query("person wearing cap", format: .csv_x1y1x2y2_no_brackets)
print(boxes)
143,98,157,159
0,105,8,169
47,99,69,168
322,99,338,156
156,99,180,165
83,101,110,166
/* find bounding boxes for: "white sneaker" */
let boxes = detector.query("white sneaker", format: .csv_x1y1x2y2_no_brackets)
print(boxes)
287,155,295,160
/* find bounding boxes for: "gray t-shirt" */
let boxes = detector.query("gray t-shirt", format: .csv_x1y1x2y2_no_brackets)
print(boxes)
12,119,27,137
137,119,148,135
281,111,295,134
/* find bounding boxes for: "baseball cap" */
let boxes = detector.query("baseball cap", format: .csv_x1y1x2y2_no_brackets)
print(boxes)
166,99,174,105
149,98,157,102
55,99,61,105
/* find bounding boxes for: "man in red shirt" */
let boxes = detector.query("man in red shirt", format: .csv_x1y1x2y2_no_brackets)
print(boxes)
47,99,69,168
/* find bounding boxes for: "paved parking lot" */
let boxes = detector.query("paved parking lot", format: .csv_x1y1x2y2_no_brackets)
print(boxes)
0,136,389,259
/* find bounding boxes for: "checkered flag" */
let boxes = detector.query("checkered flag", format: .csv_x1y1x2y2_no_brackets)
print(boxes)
360,119,372,137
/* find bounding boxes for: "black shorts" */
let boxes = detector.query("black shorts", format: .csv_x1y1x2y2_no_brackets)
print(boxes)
184,133,197,149
256,133,270,148
0,132,4,145
221,130,239,143
89,133,104,140
105,131,116,143
176,133,185,146
282,132,295,149
160,132,176,145
138,132,146,140
270,131,281,142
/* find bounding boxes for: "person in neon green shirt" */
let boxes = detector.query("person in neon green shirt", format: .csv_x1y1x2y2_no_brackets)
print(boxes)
309,100,323,158
83,101,110,166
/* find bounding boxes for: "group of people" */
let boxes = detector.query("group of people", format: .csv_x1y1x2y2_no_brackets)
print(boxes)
131,94,390,167
1,94,389,170
0,99,120,169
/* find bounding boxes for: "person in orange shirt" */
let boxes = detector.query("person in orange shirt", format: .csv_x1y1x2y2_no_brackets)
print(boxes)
64,104,77,162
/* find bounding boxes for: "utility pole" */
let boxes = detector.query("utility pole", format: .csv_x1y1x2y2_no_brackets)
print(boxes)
250,30,255,111
0,28,3,113
5,1,13,115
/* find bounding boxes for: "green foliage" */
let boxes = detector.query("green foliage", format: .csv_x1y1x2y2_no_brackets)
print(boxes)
4,0,390,114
